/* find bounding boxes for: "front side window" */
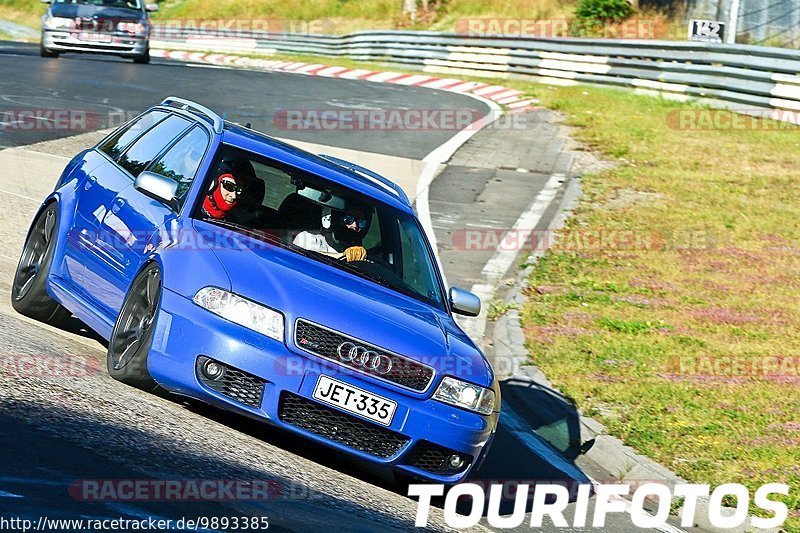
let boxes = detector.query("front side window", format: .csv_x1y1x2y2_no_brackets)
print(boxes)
193,145,445,309
99,110,166,161
149,126,210,206
118,115,191,179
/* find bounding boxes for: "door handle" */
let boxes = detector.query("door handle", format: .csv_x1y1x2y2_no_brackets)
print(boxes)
111,197,126,214
84,175,97,190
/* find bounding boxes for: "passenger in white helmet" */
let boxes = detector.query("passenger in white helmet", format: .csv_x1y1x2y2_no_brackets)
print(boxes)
293,205,370,262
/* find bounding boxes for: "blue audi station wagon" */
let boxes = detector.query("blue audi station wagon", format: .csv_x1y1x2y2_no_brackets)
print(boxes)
12,97,500,483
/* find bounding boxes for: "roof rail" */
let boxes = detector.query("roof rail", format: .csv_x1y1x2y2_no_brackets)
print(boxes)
160,96,224,134
318,154,410,205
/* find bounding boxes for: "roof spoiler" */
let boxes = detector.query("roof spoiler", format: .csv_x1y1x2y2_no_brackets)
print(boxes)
160,96,224,134
317,154,410,206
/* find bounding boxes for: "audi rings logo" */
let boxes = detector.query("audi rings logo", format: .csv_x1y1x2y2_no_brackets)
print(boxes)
337,342,393,375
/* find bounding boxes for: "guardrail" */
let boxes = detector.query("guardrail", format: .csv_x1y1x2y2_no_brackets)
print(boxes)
157,28,799,120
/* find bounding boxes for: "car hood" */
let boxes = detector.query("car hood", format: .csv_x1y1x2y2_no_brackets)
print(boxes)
49,3,144,21
193,221,491,388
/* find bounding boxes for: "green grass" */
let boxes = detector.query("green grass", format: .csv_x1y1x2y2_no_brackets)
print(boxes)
1,0,682,36
523,85,800,530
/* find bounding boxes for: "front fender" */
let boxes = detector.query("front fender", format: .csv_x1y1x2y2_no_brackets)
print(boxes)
142,218,232,299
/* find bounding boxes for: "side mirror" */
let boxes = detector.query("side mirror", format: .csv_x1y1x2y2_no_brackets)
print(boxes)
135,171,177,208
145,3,158,11
449,286,481,317
41,0,52,4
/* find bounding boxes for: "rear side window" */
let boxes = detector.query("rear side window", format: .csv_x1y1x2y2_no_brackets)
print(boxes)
99,111,167,161
149,126,210,206
118,115,191,179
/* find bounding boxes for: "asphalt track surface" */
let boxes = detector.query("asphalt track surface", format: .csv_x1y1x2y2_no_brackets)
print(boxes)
0,42,487,157
0,42,676,532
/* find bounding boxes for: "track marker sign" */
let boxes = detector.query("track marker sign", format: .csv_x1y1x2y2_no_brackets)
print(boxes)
689,19,725,43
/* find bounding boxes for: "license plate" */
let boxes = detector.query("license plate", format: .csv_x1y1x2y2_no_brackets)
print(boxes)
79,32,111,42
312,375,397,426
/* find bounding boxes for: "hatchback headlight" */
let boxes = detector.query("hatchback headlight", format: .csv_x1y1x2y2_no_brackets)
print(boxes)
434,376,496,415
117,21,146,35
44,16,73,30
193,287,284,341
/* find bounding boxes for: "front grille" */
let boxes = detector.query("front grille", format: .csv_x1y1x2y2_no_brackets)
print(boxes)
405,441,472,475
196,356,266,408
278,392,409,458
294,319,435,392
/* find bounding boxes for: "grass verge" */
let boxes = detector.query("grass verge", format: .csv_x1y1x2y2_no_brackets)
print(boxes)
523,85,799,529
0,0,683,36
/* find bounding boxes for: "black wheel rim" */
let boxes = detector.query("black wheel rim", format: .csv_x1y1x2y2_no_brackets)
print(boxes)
14,208,56,301
110,268,161,371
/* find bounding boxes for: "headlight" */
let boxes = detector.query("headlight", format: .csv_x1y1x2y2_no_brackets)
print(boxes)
117,21,146,35
193,287,284,342
44,16,73,30
434,376,496,415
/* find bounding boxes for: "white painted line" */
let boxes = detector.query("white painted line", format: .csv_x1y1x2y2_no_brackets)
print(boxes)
416,102,503,290
186,63,234,71
0,188,40,202
481,174,563,282
0,490,23,498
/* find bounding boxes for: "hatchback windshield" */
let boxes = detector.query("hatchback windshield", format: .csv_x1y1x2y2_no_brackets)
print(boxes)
192,144,445,310
54,0,142,9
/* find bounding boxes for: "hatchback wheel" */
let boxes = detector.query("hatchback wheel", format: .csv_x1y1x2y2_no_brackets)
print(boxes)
11,203,71,325
107,264,161,390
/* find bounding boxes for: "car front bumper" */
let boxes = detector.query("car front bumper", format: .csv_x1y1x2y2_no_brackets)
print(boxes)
41,30,148,56
147,288,499,483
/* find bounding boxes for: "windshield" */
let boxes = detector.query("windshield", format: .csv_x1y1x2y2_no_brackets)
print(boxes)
54,0,143,9
192,145,446,310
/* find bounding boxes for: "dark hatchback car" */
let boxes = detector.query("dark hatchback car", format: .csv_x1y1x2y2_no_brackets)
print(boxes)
40,0,157,63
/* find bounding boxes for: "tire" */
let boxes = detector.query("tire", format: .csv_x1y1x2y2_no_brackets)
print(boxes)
132,49,150,64
11,203,72,325
40,44,59,58
107,263,161,390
